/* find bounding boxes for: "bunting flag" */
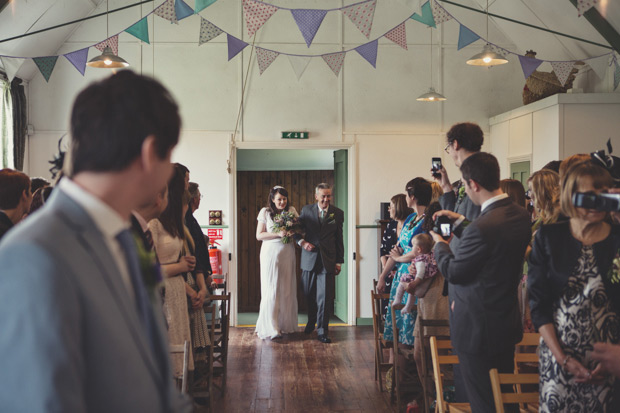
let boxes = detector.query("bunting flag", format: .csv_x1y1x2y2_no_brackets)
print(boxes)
384,22,407,50
125,17,150,44
489,44,508,59
322,52,346,76
291,9,328,48
95,35,119,55
577,0,597,16
430,0,452,25
256,48,279,74
550,61,576,86
411,1,436,28
242,0,278,37
287,55,312,80
614,59,620,90
342,0,377,38
64,48,89,76
519,55,543,79
587,55,609,80
227,34,248,61
457,24,480,50
0,57,23,82
199,17,223,45
154,0,178,24
33,56,59,82
175,0,194,20
195,0,218,13
355,40,378,68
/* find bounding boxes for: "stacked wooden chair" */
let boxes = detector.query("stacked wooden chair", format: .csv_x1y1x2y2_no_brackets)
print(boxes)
429,336,471,413
209,292,231,395
390,303,421,413
417,316,450,413
371,288,392,392
192,304,217,411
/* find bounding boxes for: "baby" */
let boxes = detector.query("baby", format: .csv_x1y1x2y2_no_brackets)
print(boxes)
392,233,438,314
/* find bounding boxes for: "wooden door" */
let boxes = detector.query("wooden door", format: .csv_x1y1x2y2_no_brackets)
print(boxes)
237,170,335,312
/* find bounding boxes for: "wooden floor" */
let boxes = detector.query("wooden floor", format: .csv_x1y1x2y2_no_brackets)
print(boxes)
209,326,395,413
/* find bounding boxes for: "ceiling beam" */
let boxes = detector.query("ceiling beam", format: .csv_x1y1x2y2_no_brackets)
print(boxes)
569,0,620,53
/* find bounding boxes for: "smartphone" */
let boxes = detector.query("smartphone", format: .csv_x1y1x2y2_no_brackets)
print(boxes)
432,157,442,179
440,222,452,238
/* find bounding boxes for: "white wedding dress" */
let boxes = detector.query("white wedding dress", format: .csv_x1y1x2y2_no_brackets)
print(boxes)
255,207,299,339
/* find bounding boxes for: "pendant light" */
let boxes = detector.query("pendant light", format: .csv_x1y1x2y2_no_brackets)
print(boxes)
87,0,129,69
417,29,446,102
466,0,507,67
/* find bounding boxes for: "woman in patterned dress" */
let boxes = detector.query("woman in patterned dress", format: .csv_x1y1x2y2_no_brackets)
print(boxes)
529,161,620,412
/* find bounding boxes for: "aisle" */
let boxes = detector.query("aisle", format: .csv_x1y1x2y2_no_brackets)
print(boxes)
211,326,393,412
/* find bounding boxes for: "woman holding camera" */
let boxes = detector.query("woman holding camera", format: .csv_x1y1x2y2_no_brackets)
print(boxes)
528,161,620,411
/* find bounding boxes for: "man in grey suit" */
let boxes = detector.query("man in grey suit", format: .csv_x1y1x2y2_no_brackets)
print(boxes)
296,183,344,343
0,71,191,412
432,152,531,412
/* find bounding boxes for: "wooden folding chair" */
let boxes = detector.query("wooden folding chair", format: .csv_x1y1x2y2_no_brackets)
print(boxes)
170,340,190,394
390,303,420,413
429,336,471,413
417,317,450,413
371,290,392,392
193,304,217,411
514,333,540,372
210,292,231,395
489,368,539,413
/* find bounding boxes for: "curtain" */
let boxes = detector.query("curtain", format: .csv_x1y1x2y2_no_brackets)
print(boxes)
11,78,27,171
0,78,13,169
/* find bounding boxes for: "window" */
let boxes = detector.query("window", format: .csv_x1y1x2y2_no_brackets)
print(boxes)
0,77,13,168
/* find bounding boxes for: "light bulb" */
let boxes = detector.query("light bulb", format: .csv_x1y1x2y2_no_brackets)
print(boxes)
104,59,112,65
483,56,492,63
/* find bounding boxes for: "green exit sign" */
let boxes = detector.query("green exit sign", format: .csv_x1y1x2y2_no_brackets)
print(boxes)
281,131,308,139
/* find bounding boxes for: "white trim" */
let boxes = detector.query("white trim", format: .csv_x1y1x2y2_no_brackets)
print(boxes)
507,154,532,163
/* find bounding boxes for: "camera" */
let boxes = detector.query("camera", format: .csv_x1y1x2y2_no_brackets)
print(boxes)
431,157,442,179
433,215,452,240
572,192,620,212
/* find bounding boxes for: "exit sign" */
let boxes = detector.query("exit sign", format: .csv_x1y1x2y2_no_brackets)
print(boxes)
281,131,308,139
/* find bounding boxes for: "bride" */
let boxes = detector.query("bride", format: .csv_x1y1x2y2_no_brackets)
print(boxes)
255,186,299,339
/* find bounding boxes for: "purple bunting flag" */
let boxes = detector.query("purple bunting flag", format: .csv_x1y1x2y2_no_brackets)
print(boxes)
355,40,378,68
33,56,59,82
518,55,543,79
227,34,248,61
64,48,89,76
291,9,328,48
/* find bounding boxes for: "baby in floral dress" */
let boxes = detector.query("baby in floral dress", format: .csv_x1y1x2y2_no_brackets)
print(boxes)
391,233,438,314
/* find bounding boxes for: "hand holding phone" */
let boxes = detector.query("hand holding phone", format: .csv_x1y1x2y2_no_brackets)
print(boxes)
431,157,442,179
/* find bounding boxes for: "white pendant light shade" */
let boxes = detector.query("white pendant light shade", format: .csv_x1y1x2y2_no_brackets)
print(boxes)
417,87,447,102
466,43,508,66
87,46,129,68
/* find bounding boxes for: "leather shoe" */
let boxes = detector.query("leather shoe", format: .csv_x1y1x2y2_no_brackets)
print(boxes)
317,335,332,343
304,323,315,335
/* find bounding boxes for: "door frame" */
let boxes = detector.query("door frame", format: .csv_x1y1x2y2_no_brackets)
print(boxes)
229,141,357,327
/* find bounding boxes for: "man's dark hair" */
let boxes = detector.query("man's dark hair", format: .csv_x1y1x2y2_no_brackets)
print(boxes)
446,122,484,152
405,177,432,207
0,169,30,210
70,71,181,175
542,160,561,173
188,182,199,198
460,152,500,192
30,177,50,194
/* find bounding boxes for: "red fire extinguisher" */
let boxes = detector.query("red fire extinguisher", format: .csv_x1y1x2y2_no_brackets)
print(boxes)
209,241,222,275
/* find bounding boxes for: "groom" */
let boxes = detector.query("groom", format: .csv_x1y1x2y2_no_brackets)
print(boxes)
296,183,344,343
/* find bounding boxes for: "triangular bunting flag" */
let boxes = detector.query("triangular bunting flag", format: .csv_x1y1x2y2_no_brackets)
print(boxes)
95,35,119,55
457,24,480,50
550,61,576,86
384,22,407,50
256,48,279,75
586,55,610,80
322,52,345,77
614,59,620,90
411,1,436,28
430,0,452,25
577,0,597,16
287,55,311,80
199,17,223,45
242,0,278,37
195,0,217,13
175,0,194,20
154,0,178,24
342,0,377,38
518,55,543,79
227,34,248,61
355,40,378,68
64,48,89,76
33,56,59,83
489,44,508,59
0,57,23,82
125,17,150,44
291,9,328,48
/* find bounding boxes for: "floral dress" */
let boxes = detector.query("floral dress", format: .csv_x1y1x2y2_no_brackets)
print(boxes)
383,212,425,346
539,245,620,412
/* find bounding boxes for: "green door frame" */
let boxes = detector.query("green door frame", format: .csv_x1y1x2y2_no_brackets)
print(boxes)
333,149,348,323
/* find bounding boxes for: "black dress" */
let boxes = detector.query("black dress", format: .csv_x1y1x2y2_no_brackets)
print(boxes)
380,220,398,317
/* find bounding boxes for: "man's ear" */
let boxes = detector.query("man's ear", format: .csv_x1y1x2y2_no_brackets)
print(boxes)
141,135,158,172
452,139,461,151
468,179,481,193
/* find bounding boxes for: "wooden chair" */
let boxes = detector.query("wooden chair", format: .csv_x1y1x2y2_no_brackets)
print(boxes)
193,304,217,411
390,303,420,413
371,290,392,392
489,368,539,413
417,317,450,413
170,340,190,394
210,292,231,395
429,336,471,413
514,333,540,372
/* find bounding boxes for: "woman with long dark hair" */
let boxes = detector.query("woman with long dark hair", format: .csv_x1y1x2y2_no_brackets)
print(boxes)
255,186,299,339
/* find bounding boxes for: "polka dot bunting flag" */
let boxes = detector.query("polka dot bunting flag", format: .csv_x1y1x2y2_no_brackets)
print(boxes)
342,0,377,38
243,0,278,37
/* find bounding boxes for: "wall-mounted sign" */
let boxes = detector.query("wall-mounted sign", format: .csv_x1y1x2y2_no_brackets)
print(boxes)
281,131,308,139
207,228,223,240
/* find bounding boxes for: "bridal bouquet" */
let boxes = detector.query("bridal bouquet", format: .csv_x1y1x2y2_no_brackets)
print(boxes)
271,211,303,244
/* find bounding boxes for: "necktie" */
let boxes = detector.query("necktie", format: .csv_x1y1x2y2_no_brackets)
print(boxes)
320,209,325,221
144,228,154,252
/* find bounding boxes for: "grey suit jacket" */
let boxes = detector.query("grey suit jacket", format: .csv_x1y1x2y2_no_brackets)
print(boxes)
434,198,531,355
297,203,344,274
0,190,190,413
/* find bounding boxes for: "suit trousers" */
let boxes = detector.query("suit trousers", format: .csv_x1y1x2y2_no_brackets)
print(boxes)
457,347,517,413
302,268,330,336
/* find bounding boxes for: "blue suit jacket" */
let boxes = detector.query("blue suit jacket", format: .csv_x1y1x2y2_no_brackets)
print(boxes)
0,189,190,412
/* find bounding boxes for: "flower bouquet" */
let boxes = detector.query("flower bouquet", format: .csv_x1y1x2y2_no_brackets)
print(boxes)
271,211,303,244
